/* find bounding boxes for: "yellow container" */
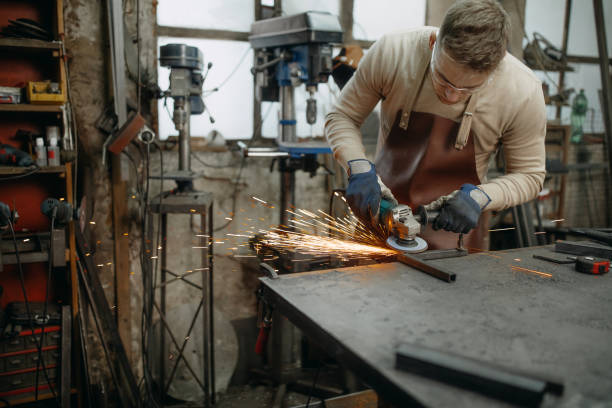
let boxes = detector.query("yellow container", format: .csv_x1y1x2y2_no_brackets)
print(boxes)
26,81,66,105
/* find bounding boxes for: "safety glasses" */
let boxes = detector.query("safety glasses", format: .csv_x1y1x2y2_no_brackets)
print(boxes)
430,41,492,95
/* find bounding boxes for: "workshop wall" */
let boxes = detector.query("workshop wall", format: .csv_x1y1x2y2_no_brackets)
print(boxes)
63,0,158,381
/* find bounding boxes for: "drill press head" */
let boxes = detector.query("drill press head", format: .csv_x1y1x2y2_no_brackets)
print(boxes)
381,204,428,253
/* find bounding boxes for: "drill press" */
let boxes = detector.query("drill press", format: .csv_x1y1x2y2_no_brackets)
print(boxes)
248,11,343,226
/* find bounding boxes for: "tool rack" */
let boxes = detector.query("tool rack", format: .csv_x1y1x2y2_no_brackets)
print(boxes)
0,0,79,405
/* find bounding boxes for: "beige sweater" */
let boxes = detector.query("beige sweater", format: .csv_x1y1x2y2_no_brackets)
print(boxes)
325,27,547,211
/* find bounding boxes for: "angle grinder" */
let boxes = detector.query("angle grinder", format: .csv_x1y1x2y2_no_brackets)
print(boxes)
379,199,439,253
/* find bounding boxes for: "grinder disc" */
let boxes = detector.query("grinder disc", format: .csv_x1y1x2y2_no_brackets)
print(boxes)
386,236,428,253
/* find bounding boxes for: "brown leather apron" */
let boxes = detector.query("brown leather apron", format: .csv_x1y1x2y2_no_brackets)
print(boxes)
375,96,490,251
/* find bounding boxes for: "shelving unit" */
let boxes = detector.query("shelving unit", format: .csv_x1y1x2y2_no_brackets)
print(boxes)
0,0,79,406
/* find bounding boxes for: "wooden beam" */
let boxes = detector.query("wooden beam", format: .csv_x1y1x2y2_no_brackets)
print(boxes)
556,0,572,119
339,0,354,43
156,25,249,41
111,153,132,360
567,54,612,65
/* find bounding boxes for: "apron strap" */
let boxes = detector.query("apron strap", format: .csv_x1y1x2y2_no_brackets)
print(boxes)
455,93,478,150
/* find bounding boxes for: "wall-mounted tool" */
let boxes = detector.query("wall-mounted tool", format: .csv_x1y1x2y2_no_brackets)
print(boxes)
0,144,34,167
40,198,76,227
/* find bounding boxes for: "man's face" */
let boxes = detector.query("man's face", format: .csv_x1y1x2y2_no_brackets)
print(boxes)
430,39,491,105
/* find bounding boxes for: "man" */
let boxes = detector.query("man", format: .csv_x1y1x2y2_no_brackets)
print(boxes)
325,0,546,250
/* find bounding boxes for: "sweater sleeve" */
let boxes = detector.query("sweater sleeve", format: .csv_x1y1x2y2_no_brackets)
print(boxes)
478,79,547,211
325,35,394,171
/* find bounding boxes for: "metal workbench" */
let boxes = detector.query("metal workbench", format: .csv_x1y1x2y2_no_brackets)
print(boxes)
259,246,612,407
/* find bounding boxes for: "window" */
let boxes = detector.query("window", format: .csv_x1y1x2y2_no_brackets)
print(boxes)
157,38,253,140
353,0,426,41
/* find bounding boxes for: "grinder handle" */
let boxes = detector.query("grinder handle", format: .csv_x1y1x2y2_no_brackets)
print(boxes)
415,206,439,226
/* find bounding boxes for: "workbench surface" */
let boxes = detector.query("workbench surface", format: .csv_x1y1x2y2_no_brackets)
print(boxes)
260,246,612,407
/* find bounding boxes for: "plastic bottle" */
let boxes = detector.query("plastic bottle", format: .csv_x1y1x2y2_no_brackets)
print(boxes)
570,89,588,144
35,137,47,167
47,137,60,166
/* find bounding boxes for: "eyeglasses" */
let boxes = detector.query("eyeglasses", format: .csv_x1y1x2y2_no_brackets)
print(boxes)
430,42,492,95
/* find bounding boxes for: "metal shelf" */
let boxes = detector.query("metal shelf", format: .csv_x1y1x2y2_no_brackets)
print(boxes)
0,104,63,113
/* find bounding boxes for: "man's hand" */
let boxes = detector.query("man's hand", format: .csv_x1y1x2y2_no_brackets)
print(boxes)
432,184,491,234
346,159,397,226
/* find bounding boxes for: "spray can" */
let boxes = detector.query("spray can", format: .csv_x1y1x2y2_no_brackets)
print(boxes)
35,137,47,167
47,137,60,166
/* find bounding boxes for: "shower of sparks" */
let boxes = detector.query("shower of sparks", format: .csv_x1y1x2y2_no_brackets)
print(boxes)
184,195,399,268
257,231,397,259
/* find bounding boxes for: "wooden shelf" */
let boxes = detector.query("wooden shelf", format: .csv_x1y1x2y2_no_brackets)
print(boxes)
0,165,66,176
0,37,61,50
0,104,63,113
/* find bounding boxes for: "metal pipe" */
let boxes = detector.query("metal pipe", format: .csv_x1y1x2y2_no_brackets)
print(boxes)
593,0,612,226
178,99,192,172
280,85,296,144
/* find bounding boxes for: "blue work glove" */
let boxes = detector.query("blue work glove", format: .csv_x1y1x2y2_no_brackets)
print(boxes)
346,159,397,226
433,184,491,234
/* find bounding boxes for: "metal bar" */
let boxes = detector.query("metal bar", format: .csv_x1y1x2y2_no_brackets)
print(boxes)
511,206,525,248
556,0,572,119
395,253,456,282
60,305,71,408
156,25,249,41
156,272,203,290
164,298,204,394
567,54,612,64
555,239,612,259
153,301,206,390
395,343,563,406
160,213,167,403
75,227,140,406
201,210,210,406
593,0,612,227
208,203,216,404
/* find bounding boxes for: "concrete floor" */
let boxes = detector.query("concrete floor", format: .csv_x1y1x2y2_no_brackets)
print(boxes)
216,385,312,408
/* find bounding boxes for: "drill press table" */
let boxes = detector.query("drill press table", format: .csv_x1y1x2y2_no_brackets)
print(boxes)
259,246,612,407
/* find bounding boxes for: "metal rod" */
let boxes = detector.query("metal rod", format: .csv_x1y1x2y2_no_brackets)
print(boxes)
156,271,203,291
164,298,204,394
153,301,206,391
279,85,296,143
556,0,572,119
202,209,210,406
160,213,167,402
395,253,456,282
209,203,216,404
593,0,612,226
178,99,192,172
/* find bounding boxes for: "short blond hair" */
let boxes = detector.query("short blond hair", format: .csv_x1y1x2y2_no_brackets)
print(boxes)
439,0,510,72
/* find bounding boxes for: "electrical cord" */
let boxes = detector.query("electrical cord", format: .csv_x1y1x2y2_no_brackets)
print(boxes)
34,211,55,401
203,46,251,95
6,219,59,405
